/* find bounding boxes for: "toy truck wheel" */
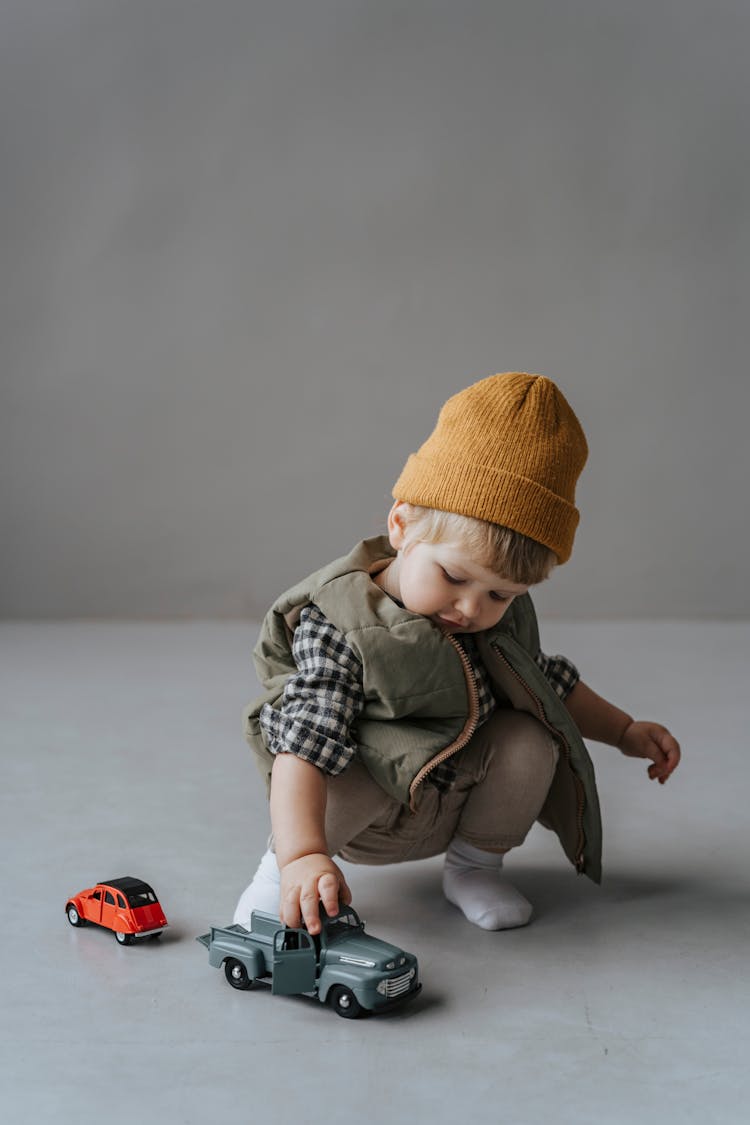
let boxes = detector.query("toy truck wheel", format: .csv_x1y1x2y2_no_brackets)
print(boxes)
329,986,362,1019
224,958,253,990
66,904,84,927
115,931,134,946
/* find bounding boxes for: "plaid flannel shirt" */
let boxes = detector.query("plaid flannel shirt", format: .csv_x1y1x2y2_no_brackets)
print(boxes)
259,604,580,792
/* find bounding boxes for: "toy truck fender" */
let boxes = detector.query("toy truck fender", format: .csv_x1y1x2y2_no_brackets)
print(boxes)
201,925,266,980
316,946,419,1011
317,963,375,1007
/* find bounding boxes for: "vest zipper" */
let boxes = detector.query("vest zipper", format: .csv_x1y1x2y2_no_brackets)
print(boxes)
491,644,586,873
408,634,480,811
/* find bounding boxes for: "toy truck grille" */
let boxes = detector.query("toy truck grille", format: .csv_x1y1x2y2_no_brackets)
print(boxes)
382,969,415,998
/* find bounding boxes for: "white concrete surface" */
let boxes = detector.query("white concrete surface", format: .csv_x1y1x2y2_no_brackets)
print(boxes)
1,620,748,1124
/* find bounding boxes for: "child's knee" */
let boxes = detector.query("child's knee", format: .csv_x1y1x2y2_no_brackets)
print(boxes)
473,709,559,785
501,711,559,771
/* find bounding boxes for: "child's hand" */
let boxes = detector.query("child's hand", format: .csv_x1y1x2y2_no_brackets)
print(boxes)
279,853,352,935
617,720,681,783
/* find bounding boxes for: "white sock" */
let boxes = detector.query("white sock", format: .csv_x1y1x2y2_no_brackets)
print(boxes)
442,837,533,931
233,848,281,927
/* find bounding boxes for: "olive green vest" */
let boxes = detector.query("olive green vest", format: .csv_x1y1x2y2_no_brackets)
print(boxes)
244,537,602,883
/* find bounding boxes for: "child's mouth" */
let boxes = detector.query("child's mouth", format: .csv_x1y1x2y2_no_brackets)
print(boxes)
434,615,468,631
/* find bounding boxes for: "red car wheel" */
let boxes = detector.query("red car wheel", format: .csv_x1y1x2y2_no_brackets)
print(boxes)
66,904,84,927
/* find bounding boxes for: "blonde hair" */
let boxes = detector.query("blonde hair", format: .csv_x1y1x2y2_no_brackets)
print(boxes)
396,504,557,586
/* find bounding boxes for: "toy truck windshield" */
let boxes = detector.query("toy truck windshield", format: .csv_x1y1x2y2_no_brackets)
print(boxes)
324,910,364,938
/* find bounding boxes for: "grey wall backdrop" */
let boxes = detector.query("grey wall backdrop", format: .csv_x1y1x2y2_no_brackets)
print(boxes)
2,0,748,620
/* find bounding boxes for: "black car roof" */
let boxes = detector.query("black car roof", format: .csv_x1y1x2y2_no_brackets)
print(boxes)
102,877,154,895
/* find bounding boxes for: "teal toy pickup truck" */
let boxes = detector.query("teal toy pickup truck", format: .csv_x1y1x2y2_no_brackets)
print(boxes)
197,906,420,1018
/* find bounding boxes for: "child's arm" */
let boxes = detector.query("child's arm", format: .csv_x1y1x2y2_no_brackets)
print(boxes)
564,679,681,783
270,752,352,935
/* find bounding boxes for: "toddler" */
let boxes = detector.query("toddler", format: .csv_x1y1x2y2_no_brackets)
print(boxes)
235,373,681,934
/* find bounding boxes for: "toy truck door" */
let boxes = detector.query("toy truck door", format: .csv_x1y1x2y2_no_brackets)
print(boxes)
271,929,317,995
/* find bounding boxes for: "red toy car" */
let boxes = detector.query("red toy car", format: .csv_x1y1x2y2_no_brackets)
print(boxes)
65,877,168,945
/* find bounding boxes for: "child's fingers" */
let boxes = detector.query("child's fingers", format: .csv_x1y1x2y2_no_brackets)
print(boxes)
318,872,343,918
281,876,323,932
665,744,680,773
654,730,681,775
279,859,352,933
299,883,325,934
279,884,303,930
653,726,681,758
647,736,681,782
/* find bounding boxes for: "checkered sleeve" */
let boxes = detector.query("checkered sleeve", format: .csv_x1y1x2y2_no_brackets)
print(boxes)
258,604,364,775
535,649,580,700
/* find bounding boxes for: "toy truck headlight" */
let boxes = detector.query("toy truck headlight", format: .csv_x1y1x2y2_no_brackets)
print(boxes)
385,961,395,970
377,979,388,995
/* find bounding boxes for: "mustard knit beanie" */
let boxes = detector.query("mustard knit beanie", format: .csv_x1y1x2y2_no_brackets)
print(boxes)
392,372,588,564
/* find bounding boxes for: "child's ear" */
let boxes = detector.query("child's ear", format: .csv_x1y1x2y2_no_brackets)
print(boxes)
386,501,410,550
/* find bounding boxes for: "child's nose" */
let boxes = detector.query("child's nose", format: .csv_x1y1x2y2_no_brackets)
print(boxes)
455,592,481,620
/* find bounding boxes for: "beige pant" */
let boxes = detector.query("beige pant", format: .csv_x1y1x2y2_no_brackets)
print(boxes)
323,709,559,864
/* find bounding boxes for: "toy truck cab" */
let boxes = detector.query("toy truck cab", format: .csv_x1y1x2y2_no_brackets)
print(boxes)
198,906,420,1018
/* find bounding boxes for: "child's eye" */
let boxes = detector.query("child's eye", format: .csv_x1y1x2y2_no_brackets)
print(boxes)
490,591,509,603
440,568,464,585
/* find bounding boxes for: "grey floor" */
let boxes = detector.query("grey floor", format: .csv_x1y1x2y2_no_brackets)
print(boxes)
1,619,748,1124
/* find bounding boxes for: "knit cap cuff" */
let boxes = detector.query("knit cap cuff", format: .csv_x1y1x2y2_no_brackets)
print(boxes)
393,454,580,564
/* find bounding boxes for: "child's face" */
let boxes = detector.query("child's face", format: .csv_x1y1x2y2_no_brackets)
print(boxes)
385,522,529,634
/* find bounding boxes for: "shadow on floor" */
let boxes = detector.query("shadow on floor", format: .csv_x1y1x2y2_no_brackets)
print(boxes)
344,858,748,936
